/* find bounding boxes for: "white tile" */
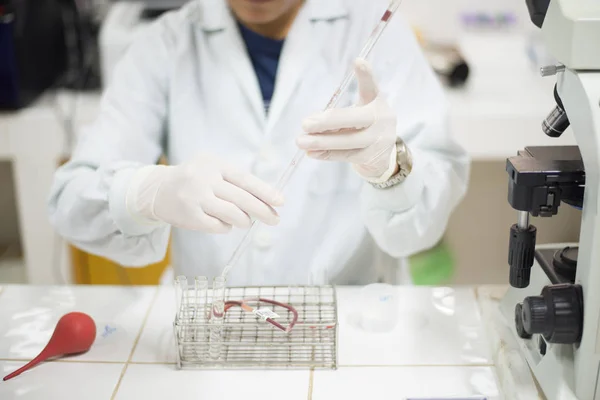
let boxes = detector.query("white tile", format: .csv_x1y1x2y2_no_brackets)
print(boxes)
313,367,502,400
0,285,157,362
0,360,123,400
115,364,310,400
132,286,176,363
336,286,492,366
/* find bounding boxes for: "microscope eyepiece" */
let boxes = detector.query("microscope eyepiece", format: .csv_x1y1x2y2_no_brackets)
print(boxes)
542,85,570,138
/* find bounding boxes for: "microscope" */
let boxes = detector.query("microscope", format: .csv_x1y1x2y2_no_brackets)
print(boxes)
501,0,600,398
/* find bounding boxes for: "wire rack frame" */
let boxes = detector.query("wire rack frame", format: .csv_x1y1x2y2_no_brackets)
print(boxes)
173,285,338,370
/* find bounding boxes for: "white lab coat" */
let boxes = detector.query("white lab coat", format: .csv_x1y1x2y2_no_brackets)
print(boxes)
48,0,470,286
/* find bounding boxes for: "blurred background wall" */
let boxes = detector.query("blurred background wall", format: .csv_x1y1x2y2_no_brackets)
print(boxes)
0,162,21,256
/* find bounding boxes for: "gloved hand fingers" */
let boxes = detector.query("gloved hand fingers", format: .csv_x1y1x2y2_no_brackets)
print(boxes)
193,213,233,233
215,181,280,226
306,149,360,161
352,144,398,179
302,106,375,134
307,145,395,179
354,58,379,105
297,128,373,151
169,207,232,233
345,143,396,171
202,195,252,229
221,167,284,208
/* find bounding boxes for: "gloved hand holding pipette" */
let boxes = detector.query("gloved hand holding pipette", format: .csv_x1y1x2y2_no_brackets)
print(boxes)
124,153,284,233
298,58,403,184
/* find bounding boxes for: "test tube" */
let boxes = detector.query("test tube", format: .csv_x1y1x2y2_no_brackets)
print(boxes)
194,276,208,322
175,275,188,321
309,266,328,287
194,276,208,342
209,276,226,360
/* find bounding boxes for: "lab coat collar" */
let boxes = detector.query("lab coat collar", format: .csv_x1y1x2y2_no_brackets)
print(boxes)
305,0,349,21
194,0,349,137
196,0,349,32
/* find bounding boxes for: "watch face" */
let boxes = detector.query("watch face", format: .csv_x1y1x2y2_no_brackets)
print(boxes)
397,141,413,176
372,140,412,189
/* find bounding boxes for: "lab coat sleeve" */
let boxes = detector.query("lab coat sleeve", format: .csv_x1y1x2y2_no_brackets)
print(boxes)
47,16,176,267
359,12,470,258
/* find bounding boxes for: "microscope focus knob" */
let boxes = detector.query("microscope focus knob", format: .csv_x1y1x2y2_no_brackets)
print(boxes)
522,296,547,333
508,224,537,288
521,284,583,344
514,303,532,339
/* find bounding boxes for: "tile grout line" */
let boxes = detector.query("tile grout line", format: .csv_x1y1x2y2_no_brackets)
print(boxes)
308,369,314,400
336,363,495,368
0,357,495,369
110,286,160,400
472,286,480,302
473,286,498,365
0,358,177,365
0,359,124,364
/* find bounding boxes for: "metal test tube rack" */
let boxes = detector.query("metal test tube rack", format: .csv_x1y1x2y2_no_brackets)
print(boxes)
173,278,339,369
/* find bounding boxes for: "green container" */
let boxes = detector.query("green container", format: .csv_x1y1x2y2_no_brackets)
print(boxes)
409,241,455,286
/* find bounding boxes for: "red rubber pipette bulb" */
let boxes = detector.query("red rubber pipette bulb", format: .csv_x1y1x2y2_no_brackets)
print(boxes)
3,312,96,381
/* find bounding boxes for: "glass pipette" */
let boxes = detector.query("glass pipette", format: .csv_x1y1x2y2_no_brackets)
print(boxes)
221,0,404,279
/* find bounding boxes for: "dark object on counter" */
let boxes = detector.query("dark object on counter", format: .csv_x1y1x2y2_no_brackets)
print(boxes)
3,312,96,381
0,0,101,110
421,44,470,88
0,0,67,109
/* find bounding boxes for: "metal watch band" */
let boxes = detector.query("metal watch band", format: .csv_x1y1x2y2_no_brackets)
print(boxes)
370,139,413,189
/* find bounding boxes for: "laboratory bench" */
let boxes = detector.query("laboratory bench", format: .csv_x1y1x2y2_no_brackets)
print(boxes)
0,284,538,400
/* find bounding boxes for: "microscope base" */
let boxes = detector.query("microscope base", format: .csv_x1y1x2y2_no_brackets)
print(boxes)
500,243,580,400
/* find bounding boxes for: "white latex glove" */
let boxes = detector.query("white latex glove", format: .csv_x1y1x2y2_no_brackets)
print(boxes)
125,153,284,233
297,58,398,182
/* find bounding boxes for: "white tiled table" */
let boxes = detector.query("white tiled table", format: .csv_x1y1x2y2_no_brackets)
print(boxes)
0,285,506,400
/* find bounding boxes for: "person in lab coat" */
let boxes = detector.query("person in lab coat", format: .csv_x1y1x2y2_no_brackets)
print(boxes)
48,0,470,286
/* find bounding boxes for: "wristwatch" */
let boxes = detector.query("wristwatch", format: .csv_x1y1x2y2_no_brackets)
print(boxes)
370,138,413,189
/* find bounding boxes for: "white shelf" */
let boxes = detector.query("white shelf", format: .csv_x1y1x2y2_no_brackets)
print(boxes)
447,33,577,161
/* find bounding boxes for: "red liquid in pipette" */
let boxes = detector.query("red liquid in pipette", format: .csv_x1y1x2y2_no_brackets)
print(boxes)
3,312,96,381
